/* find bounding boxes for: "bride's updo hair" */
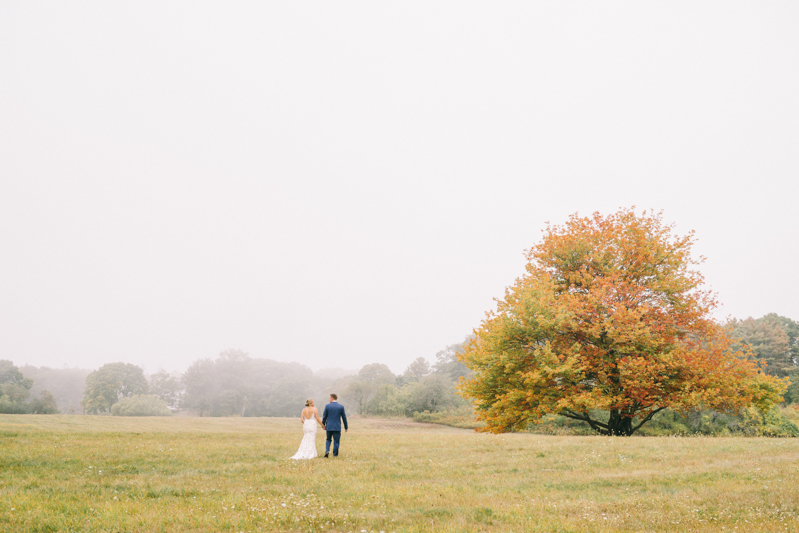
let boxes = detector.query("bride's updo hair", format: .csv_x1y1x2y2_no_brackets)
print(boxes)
305,399,314,407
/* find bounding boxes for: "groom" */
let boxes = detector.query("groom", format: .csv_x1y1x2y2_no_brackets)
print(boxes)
321,393,348,458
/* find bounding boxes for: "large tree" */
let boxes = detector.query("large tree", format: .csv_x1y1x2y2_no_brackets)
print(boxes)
459,209,786,436
81,362,148,414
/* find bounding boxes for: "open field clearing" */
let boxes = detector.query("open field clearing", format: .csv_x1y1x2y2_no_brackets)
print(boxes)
1,415,798,532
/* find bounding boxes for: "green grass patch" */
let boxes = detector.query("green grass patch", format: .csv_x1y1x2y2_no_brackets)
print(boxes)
1,415,799,532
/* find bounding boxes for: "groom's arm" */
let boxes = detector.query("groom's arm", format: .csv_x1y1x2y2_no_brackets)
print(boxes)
342,407,348,431
322,406,328,426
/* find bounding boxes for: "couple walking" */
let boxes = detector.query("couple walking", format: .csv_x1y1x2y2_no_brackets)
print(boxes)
290,393,348,460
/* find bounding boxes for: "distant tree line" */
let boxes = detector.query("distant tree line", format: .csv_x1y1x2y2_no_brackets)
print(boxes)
181,349,314,417
0,360,58,414
2,314,798,422
729,313,799,403
338,339,473,417
20,365,90,414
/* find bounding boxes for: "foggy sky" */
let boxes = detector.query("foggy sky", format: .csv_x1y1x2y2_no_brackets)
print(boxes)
1,2,798,374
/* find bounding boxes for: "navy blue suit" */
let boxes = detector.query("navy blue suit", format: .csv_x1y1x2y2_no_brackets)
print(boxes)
322,401,348,456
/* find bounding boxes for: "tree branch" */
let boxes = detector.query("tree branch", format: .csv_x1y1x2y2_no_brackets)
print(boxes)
561,409,610,432
630,407,667,435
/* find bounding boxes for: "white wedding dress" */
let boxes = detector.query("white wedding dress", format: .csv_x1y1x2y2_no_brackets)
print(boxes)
291,417,319,460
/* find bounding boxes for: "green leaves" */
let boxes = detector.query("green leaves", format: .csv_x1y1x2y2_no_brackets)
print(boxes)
81,363,148,415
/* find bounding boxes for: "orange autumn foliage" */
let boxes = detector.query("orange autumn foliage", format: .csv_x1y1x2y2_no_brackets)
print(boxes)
459,209,786,436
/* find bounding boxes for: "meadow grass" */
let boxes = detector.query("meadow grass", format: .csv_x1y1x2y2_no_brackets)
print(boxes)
1,414,798,532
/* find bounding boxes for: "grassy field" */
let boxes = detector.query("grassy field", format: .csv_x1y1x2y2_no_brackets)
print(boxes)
1,415,798,532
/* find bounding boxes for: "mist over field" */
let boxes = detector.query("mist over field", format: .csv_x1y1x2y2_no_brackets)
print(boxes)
1,2,798,380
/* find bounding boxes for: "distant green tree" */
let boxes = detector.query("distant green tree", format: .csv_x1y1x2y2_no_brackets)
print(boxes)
403,357,431,381
244,359,313,417
148,371,182,409
28,390,59,414
181,358,217,416
0,360,31,387
767,314,799,363
346,380,374,415
209,349,250,416
357,363,395,384
0,360,59,414
81,363,148,414
345,364,396,414
432,337,473,382
181,350,313,417
21,365,90,414
730,315,798,377
366,383,408,417
111,394,171,416
404,374,463,414
310,368,357,411
0,360,34,413
343,337,477,417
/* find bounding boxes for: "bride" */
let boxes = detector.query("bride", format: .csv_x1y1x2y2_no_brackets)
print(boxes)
290,399,324,460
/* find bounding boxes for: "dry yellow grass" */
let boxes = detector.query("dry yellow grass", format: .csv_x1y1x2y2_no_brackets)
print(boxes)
1,414,798,532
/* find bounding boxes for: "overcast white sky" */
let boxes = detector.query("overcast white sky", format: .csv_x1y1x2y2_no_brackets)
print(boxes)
1,2,797,375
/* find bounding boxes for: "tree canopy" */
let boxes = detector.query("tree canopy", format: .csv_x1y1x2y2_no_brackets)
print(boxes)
0,359,33,406
81,362,148,414
343,359,465,417
403,357,431,381
148,371,182,409
730,314,799,377
1,360,59,414
181,350,313,417
459,209,787,436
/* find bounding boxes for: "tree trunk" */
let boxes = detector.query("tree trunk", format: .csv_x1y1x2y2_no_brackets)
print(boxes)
561,406,666,436
607,409,634,436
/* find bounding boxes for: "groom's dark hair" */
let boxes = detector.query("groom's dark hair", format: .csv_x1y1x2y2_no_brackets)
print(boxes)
330,393,338,400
